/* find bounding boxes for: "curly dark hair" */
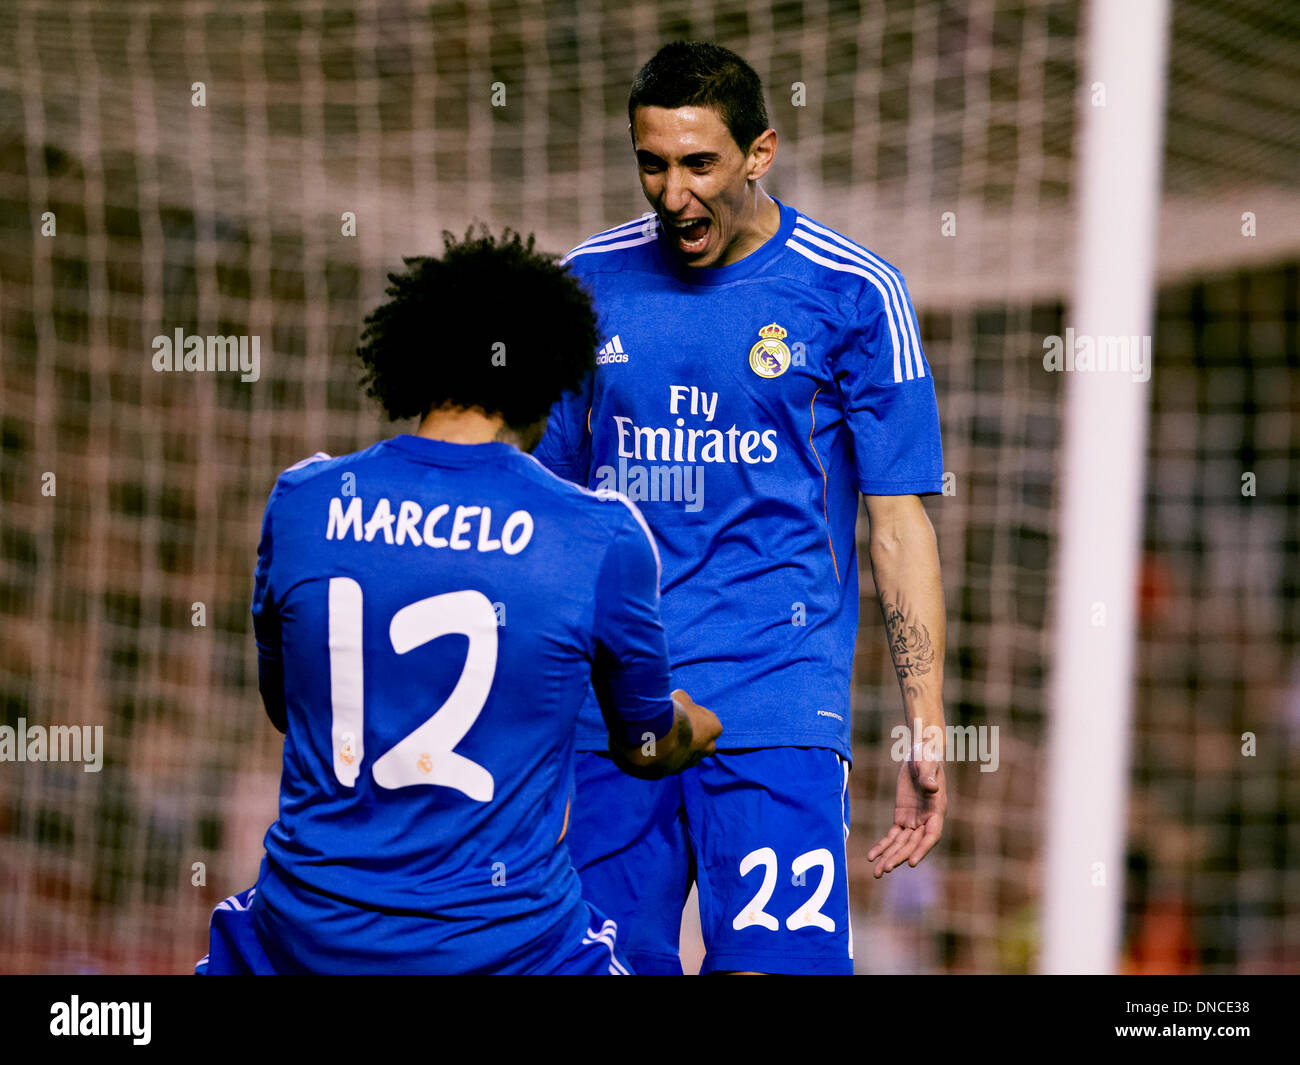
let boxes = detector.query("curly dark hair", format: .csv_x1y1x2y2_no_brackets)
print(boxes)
628,41,770,153
356,226,598,429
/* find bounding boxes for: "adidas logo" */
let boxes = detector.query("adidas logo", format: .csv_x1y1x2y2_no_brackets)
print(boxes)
595,335,629,365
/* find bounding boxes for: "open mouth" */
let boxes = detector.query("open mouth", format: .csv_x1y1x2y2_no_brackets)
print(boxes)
669,217,711,254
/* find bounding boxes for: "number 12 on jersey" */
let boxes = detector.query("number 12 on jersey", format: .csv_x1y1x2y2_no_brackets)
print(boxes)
327,577,497,801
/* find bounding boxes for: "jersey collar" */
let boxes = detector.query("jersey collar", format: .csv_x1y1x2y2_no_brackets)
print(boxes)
654,196,797,286
384,434,519,466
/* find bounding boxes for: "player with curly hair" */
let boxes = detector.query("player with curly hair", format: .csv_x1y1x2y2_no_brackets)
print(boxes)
197,228,720,974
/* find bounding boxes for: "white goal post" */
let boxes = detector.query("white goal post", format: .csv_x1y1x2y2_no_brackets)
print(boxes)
1040,0,1171,974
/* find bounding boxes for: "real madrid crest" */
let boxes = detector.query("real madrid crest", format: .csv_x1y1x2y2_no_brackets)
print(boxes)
749,322,792,379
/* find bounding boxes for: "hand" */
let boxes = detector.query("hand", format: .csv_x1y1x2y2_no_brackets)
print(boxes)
672,688,721,766
867,757,946,878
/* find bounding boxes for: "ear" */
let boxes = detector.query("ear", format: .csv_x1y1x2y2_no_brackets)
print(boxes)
746,128,778,181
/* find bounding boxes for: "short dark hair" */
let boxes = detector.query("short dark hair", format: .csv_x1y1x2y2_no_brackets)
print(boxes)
356,227,598,430
628,41,770,153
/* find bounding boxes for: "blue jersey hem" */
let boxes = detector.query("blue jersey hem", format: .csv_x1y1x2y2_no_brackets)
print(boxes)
574,731,853,762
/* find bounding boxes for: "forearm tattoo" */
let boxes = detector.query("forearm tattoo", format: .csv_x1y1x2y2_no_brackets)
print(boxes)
883,600,935,680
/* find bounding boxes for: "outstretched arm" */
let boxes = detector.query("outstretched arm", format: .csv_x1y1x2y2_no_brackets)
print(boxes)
862,492,947,877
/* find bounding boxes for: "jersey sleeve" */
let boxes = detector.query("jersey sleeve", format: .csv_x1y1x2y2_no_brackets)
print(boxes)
589,497,675,746
532,374,593,486
833,276,944,495
251,483,287,733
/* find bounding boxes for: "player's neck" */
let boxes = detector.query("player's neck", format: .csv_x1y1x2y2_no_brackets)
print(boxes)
416,405,518,447
714,188,781,268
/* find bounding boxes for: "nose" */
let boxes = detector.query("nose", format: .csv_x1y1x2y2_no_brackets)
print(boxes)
661,165,692,214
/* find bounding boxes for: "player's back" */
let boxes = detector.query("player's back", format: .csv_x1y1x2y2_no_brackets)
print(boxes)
247,433,653,973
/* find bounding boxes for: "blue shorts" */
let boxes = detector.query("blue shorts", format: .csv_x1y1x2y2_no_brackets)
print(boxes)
194,887,276,975
567,747,853,975
195,884,633,975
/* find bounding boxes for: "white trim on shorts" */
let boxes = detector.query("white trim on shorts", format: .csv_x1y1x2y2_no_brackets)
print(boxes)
582,918,629,975
838,753,854,962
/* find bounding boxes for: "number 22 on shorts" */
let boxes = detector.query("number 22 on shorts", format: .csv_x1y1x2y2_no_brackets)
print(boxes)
732,846,837,932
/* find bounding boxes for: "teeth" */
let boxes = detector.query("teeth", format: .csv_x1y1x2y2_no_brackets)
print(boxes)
670,219,708,249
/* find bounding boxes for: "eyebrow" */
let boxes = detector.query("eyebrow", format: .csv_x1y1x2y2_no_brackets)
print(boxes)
636,149,723,165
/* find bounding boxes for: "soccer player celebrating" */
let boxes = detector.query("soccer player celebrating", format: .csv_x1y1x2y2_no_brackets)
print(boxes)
197,229,721,975
534,42,948,975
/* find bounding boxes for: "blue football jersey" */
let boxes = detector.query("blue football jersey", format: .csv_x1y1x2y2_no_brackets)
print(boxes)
535,198,943,759
247,435,673,973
